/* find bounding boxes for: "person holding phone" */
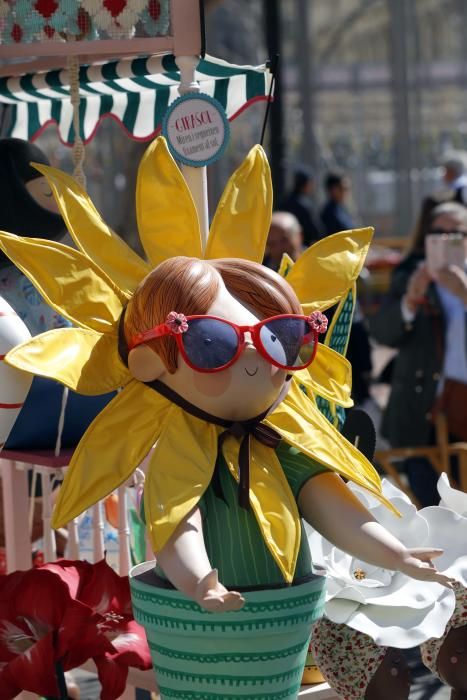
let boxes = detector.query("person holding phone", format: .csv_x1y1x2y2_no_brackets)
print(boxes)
370,201,467,506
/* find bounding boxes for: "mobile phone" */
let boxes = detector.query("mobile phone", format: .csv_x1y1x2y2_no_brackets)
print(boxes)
425,233,466,276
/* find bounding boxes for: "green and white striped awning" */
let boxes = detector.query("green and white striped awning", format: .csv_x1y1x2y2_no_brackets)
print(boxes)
0,54,272,145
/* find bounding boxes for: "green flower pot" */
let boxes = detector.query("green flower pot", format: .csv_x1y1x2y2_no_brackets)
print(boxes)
130,562,326,700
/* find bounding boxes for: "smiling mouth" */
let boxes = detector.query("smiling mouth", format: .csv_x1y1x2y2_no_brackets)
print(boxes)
245,367,258,376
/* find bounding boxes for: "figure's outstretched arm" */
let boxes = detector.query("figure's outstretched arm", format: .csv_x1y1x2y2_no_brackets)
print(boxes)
155,507,245,612
299,472,454,587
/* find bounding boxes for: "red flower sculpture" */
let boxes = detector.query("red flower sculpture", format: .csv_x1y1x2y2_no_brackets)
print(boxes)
0,559,151,700
0,568,105,698
44,559,152,700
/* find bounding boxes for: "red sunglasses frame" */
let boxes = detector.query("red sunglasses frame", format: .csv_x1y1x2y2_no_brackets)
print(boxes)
129,313,319,373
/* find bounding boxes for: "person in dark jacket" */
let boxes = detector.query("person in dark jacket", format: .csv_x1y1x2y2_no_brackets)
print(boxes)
320,171,355,236
280,167,323,246
319,170,373,406
370,201,467,505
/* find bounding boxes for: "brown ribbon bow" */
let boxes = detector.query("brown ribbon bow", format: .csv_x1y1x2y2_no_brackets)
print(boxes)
217,420,282,508
146,379,281,509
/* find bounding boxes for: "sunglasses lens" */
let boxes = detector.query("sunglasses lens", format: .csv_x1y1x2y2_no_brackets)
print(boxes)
259,317,316,368
182,318,239,370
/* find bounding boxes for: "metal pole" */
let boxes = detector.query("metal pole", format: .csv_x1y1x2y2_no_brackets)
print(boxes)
456,0,467,135
406,0,423,207
294,0,319,171
263,0,285,204
387,0,414,236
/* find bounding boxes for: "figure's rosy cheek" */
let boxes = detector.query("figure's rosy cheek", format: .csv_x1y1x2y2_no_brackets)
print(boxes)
271,367,287,388
192,368,233,397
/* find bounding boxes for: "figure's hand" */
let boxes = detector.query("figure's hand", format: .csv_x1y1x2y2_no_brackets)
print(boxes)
398,548,456,588
404,263,431,312
437,265,467,304
195,569,246,612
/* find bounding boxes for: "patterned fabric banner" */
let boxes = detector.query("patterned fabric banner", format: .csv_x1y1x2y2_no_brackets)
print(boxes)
0,0,170,44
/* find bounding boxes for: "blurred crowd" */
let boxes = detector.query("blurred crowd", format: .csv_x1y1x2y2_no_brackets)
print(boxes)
264,152,467,507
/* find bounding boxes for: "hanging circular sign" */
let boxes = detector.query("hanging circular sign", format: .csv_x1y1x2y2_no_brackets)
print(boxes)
162,93,230,167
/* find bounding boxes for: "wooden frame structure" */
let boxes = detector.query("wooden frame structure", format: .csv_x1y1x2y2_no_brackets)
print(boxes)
375,413,467,507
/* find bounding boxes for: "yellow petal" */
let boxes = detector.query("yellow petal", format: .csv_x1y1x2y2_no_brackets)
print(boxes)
144,405,218,552
287,228,373,312
0,232,125,333
267,381,399,515
6,328,130,395
52,381,169,528
221,436,301,583
136,137,202,266
290,369,316,403
205,145,272,262
291,372,341,428
32,163,150,296
307,344,353,408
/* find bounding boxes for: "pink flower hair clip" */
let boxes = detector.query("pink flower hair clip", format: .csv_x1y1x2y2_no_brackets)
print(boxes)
308,311,328,335
165,311,189,334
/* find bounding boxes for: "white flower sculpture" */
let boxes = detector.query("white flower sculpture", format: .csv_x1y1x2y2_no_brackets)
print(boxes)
438,472,467,515
306,477,467,648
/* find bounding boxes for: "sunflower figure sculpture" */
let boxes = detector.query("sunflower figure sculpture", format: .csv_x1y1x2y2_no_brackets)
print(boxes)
0,137,452,700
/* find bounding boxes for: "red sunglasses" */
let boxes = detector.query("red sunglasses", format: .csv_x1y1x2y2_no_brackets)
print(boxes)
129,311,327,373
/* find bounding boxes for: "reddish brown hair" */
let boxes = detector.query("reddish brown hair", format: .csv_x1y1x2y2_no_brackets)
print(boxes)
124,256,301,373
211,258,301,318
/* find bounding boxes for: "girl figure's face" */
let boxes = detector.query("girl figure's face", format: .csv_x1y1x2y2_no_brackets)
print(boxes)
130,276,290,422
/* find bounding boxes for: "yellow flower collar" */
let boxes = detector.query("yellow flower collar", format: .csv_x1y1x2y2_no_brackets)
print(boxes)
0,137,396,582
